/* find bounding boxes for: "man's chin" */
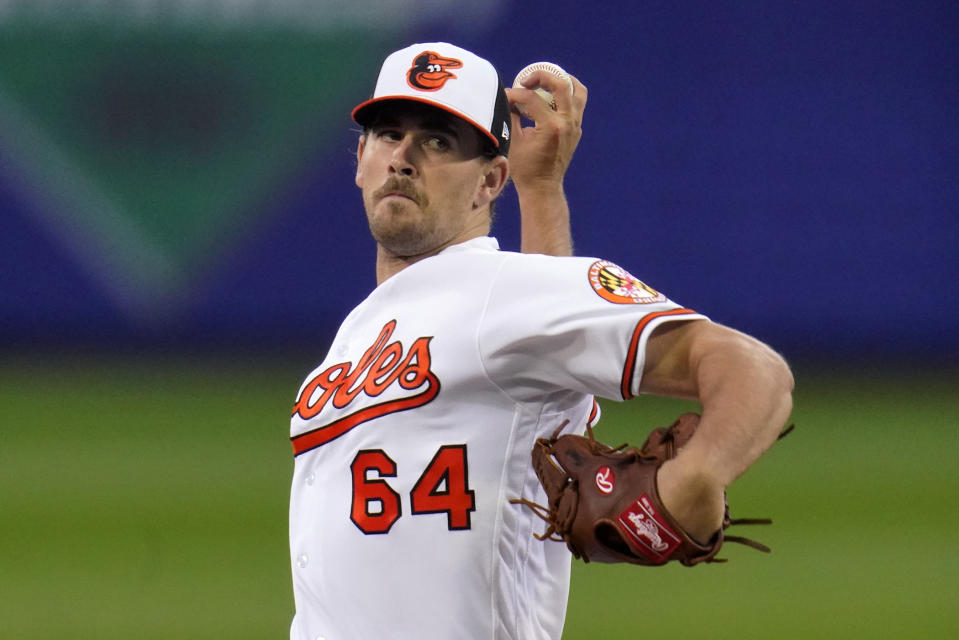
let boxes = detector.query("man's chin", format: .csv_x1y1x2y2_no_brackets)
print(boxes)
367,201,438,254
370,223,433,258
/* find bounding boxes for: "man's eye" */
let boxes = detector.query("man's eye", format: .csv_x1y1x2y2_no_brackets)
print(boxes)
425,136,450,151
374,129,401,141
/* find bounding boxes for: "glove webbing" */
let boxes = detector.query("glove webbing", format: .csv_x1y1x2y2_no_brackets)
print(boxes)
509,419,593,543
508,496,567,542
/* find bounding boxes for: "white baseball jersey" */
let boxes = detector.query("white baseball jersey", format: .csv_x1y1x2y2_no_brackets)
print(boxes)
288,237,705,640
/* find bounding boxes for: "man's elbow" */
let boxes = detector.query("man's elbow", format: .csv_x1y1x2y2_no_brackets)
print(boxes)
753,340,795,427
710,326,795,397
718,329,795,421
762,344,794,396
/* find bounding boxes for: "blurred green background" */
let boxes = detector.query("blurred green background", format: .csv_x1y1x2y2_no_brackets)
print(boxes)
3,354,957,639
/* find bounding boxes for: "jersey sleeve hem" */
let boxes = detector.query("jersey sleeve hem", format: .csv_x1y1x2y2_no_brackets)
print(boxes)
620,309,707,400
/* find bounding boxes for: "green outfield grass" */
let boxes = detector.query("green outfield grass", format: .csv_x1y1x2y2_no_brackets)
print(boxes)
2,354,957,639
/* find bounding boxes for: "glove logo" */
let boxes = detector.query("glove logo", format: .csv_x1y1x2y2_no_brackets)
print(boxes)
595,466,615,494
627,512,669,551
407,51,463,91
616,494,682,562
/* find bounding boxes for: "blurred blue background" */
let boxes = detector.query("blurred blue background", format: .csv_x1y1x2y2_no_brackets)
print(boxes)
1,0,956,364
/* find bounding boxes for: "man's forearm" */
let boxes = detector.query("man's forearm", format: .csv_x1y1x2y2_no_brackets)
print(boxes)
517,183,573,256
681,335,794,486
650,324,794,542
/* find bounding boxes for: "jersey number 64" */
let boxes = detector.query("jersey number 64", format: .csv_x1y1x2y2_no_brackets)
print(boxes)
350,444,476,534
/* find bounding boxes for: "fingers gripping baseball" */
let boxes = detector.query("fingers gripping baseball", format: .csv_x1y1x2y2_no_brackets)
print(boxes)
511,63,577,118
505,64,587,188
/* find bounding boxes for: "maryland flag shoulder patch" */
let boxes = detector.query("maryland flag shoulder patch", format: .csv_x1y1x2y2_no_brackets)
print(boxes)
588,260,666,304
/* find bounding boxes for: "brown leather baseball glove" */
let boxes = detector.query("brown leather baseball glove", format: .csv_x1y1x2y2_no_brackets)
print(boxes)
511,413,787,566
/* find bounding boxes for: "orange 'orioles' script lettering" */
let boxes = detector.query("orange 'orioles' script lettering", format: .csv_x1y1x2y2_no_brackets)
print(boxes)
290,320,440,456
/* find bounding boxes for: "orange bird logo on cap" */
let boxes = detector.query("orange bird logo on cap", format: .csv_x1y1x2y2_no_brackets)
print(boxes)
406,51,463,91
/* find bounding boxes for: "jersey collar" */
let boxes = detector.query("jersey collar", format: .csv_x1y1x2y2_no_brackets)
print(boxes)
438,236,500,255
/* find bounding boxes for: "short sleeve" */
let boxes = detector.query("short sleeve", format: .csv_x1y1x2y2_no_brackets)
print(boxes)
478,254,706,404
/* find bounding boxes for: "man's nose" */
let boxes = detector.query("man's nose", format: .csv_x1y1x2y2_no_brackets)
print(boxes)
389,136,417,177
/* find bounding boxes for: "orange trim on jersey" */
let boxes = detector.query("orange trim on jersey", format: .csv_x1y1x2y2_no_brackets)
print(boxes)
587,398,600,426
620,309,699,400
291,375,440,457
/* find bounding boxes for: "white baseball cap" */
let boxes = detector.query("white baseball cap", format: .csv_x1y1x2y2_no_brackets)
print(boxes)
352,42,512,156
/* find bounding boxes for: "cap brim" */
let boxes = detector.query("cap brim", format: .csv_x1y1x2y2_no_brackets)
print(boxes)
351,95,502,150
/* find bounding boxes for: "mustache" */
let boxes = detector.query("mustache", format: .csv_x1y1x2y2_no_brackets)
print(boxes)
373,177,427,207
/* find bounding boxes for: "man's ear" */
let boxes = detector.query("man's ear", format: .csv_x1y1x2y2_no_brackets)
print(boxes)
474,155,509,208
355,135,367,188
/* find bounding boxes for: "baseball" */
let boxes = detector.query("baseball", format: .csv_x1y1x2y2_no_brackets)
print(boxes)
512,61,572,115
